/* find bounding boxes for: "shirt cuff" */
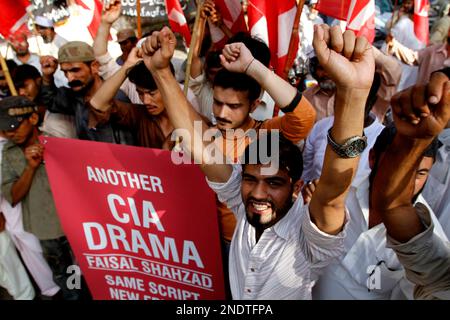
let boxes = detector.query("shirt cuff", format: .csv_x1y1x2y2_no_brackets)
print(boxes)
96,52,113,65
206,164,242,204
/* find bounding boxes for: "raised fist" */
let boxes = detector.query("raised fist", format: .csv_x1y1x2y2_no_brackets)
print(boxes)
140,27,176,73
392,71,450,139
101,0,121,24
312,25,375,91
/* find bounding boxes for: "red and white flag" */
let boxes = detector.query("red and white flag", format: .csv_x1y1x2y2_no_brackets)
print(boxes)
316,0,351,20
0,0,31,39
414,0,429,45
74,0,104,41
208,0,247,47
346,0,375,43
165,0,191,47
247,0,298,76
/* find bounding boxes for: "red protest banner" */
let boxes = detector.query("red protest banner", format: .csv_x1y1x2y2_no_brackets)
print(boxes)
42,137,225,300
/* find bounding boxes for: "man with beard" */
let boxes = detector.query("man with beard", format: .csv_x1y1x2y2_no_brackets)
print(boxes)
39,41,134,144
386,29,450,86
9,34,41,74
140,25,374,299
34,16,68,59
303,47,401,122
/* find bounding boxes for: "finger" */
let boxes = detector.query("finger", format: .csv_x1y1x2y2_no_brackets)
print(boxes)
219,54,231,69
435,81,450,123
160,27,176,58
398,88,421,124
150,33,160,51
330,25,344,53
313,24,331,66
411,85,430,118
352,35,369,62
342,30,356,60
427,71,450,104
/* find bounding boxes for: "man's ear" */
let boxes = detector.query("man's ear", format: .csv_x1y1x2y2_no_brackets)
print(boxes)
250,99,259,113
292,179,304,200
90,60,100,75
29,112,39,126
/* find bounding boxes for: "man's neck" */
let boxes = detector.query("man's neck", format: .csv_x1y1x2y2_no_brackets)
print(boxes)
17,52,31,64
21,129,40,149
84,77,103,102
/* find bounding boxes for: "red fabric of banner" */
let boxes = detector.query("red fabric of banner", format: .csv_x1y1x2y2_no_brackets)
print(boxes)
42,137,225,300
0,0,30,38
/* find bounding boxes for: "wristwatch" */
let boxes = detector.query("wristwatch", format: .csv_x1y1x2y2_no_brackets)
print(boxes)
327,128,367,158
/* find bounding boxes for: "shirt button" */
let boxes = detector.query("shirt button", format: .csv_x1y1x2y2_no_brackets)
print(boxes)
250,268,255,272
246,289,251,293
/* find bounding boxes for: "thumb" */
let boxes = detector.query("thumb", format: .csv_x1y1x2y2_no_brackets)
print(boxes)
313,24,331,66
428,71,449,104
159,27,176,58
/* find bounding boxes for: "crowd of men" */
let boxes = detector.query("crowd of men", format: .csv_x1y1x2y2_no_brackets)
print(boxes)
0,0,449,300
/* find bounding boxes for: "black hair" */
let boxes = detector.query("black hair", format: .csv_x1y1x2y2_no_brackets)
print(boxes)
213,69,261,104
309,56,320,79
205,50,222,70
127,61,175,90
0,60,18,78
227,32,271,67
241,132,303,183
12,64,41,88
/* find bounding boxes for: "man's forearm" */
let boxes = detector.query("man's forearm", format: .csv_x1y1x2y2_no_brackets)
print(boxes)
93,21,112,58
246,59,297,107
10,166,37,206
371,134,432,241
310,88,368,233
90,63,131,112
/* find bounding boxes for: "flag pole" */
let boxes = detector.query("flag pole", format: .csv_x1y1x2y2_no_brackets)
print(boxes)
273,0,305,117
137,0,142,38
183,0,205,96
0,53,18,96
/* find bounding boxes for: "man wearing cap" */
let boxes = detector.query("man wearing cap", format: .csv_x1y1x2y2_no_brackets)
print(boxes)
0,96,84,300
115,28,137,66
39,41,135,144
34,16,68,59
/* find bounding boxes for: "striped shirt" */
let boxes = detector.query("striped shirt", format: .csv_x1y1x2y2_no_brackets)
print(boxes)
207,165,347,300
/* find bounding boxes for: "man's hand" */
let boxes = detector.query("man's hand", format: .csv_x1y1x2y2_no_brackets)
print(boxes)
220,42,254,74
140,27,176,73
24,143,44,169
313,25,374,91
123,47,142,69
302,179,319,205
40,55,58,80
392,71,450,139
200,0,216,19
101,0,121,24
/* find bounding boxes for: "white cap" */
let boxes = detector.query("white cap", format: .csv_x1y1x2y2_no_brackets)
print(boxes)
35,16,54,28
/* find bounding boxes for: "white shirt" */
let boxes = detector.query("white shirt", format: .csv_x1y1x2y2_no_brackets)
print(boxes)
422,129,450,239
389,15,426,91
302,115,385,182
207,165,348,300
312,177,448,300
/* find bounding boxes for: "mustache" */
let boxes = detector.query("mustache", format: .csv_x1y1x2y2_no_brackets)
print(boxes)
215,117,232,124
68,80,84,88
